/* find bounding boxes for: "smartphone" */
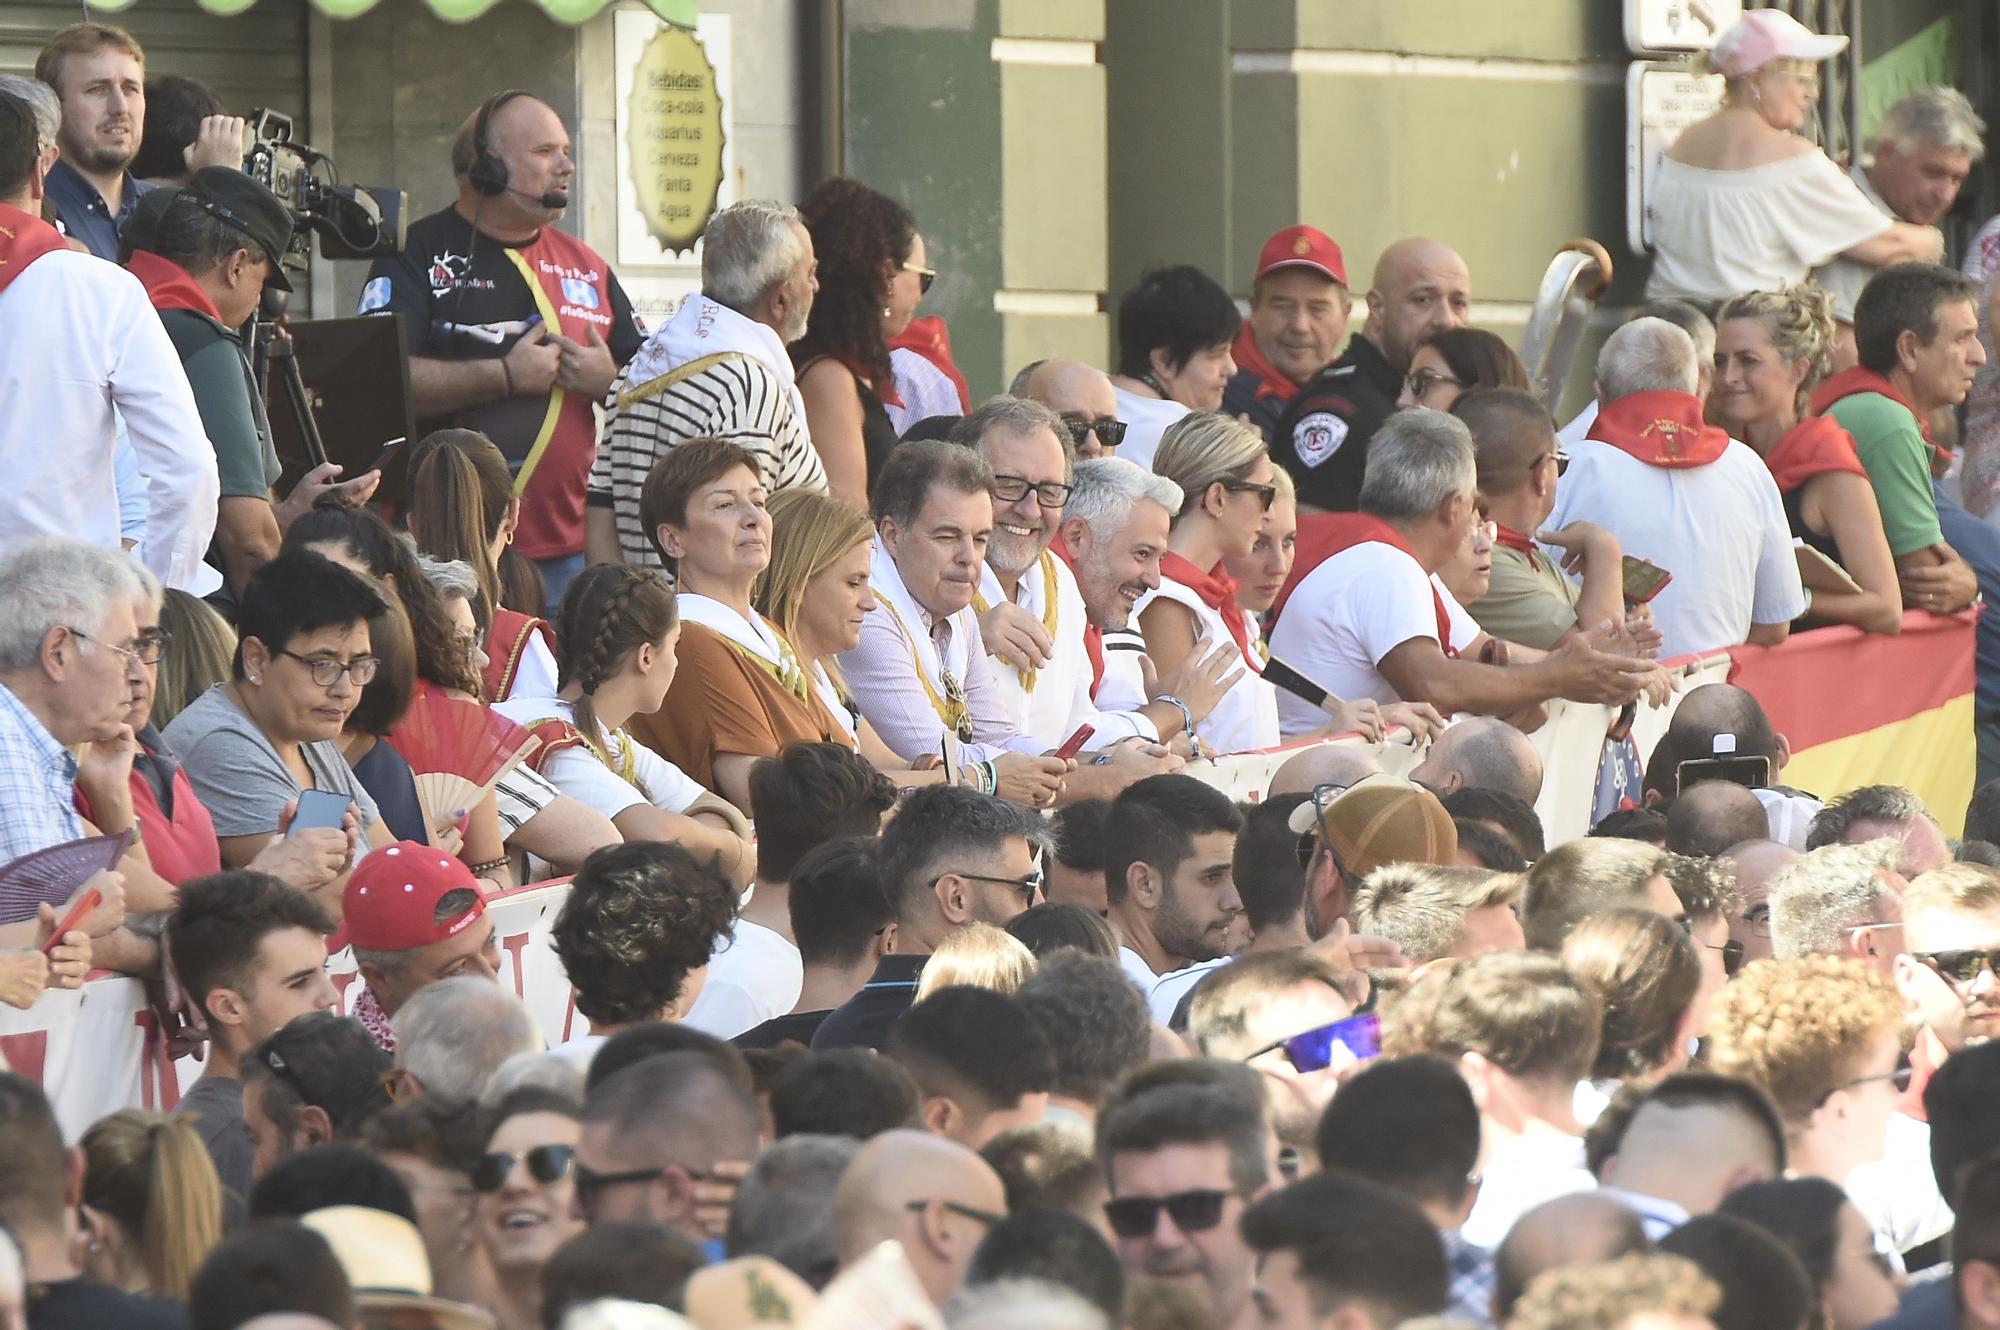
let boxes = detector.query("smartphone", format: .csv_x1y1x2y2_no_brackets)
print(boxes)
1622,555,1673,604
1794,541,1865,596
289,788,351,836
1676,754,1774,794
1054,724,1096,761
361,435,408,477
42,888,100,956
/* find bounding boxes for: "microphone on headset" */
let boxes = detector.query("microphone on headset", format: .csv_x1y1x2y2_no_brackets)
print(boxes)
510,184,570,210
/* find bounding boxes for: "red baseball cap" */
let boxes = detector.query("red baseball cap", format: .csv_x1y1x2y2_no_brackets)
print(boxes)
342,842,486,952
1255,225,1348,286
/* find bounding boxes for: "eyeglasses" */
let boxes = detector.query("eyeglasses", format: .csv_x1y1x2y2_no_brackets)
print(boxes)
473,1144,575,1194
992,474,1075,509
279,649,381,688
572,1160,709,1213
1816,1066,1913,1107
902,261,936,295
904,1199,1005,1227
1406,367,1464,400
1742,903,1772,938
1221,480,1278,511
1103,1188,1242,1240
1920,948,2000,986
70,627,171,668
1060,414,1128,452
1244,1012,1382,1074
1471,519,1497,548
1542,450,1571,478
1708,937,1746,977
933,868,1044,909
1294,781,1358,870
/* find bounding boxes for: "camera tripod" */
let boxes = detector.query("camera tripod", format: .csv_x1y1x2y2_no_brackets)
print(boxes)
250,287,327,471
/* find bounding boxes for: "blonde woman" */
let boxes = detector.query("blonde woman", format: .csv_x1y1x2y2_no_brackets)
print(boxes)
915,921,1038,1000
154,588,235,729
1645,11,1939,304
1561,908,1704,1117
1142,413,1380,753
1711,286,1901,633
78,1110,223,1300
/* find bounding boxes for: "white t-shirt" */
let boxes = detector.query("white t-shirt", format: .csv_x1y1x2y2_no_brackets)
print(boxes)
682,919,803,1040
1113,387,1190,474
1847,1111,1955,1256
491,697,707,821
1270,542,1440,733
1148,957,1231,1025
977,556,1157,748
510,634,561,702
1461,1130,1596,1248
1132,577,1278,755
1645,150,1894,304
1117,945,1158,991
1546,436,1807,658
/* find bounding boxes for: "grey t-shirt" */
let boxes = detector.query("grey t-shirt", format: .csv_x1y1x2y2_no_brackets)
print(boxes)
161,684,379,839
174,1075,251,1229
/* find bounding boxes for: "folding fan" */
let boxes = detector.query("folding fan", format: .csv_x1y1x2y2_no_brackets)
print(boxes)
386,694,541,831
0,829,133,925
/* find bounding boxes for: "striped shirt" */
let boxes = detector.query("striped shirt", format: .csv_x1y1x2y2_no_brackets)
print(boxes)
589,351,829,570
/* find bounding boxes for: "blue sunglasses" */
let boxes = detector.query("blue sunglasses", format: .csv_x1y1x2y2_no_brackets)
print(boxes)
1245,1011,1382,1074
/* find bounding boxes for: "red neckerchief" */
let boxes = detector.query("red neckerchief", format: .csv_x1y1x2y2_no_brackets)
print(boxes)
0,203,67,297
353,985,397,1054
1272,513,1456,657
1160,551,1258,667
1492,522,1549,574
1048,533,1106,697
888,316,969,411
125,249,223,320
1810,365,1950,476
1762,415,1869,495
1229,319,1297,403
1586,391,1730,468
831,352,905,409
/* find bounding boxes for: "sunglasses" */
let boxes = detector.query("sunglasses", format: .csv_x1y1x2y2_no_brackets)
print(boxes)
1060,414,1128,451
1544,449,1572,477
473,1144,574,1194
1104,1188,1241,1240
1245,1011,1382,1074
1921,948,2000,986
1816,1066,1913,1107
932,869,1044,909
902,261,937,295
1221,480,1278,511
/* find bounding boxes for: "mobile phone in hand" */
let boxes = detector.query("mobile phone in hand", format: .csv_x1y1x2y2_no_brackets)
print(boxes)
1054,725,1096,761
289,788,350,836
42,888,100,956
1622,556,1673,604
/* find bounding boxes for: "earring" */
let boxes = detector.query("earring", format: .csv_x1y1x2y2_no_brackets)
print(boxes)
882,306,892,318
248,674,261,685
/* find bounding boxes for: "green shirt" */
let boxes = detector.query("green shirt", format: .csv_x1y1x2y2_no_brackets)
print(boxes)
1824,391,1942,557
160,309,281,501
1471,545,1580,651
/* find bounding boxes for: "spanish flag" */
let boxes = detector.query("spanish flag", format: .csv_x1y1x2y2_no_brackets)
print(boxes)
1727,611,1977,835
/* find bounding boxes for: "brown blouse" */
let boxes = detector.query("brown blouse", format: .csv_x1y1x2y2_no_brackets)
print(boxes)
630,622,852,792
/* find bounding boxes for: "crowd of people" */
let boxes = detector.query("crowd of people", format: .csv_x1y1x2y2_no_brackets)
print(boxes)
5,8,2000,1330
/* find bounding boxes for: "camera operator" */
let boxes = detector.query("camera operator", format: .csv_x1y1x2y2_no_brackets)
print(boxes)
359,90,642,609
34,22,153,261
0,90,219,592
126,168,376,602
132,74,244,190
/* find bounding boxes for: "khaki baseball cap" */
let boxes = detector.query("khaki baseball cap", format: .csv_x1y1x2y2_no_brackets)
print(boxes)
1286,772,1458,877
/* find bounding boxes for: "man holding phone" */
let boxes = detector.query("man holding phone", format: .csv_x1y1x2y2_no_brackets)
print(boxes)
125,169,378,604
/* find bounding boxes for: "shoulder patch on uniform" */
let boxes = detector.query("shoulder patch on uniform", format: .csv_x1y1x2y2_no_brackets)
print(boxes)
358,276,393,314
1293,411,1350,470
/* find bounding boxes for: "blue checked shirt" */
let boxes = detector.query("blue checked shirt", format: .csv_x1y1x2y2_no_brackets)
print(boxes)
1444,1229,1497,1327
0,680,85,862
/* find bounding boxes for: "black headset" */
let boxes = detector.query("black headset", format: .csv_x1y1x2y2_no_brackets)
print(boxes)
468,89,531,198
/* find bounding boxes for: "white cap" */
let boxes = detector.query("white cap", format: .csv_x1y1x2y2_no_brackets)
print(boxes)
1711,9,1848,78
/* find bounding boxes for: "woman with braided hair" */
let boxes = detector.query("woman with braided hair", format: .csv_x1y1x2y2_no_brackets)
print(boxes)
1711,286,1902,634
492,563,753,881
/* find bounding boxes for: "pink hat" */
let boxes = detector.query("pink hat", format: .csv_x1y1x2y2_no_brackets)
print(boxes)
1710,9,1847,79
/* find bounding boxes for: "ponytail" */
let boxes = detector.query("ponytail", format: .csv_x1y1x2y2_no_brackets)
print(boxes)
554,564,678,746
81,1110,222,1300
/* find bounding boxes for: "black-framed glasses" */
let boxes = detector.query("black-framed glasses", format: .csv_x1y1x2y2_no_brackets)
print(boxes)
1816,1066,1912,1107
572,1160,709,1212
1294,781,1357,871
902,261,937,295
992,474,1075,509
904,1199,1005,1228
1544,449,1572,478
70,627,170,668
1406,367,1464,399
1103,1188,1241,1240
473,1144,575,1194
1221,480,1278,511
932,868,1044,909
1713,937,1746,977
1245,1011,1381,1074
1742,903,1772,939
278,648,381,688
1920,948,2000,986
1060,414,1128,451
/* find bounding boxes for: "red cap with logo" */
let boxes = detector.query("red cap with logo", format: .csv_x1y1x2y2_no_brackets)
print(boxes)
341,842,486,952
1255,225,1348,286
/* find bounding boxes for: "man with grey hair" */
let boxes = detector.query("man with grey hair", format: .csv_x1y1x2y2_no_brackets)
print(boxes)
390,973,539,1101
590,199,828,568
1768,838,1906,975
1269,410,1655,729
1411,714,1545,803
955,397,1181,790
725,1132,859,1286
1018,359,1126,459
1817,87,1985,359
1549,318,1806,656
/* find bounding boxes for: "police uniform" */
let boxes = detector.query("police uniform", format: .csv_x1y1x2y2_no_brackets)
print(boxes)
1268,334,1401,512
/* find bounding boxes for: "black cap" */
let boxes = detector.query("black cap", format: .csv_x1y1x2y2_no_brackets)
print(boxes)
118,185,178,258
252,1012,392,1134
184,166,296,291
